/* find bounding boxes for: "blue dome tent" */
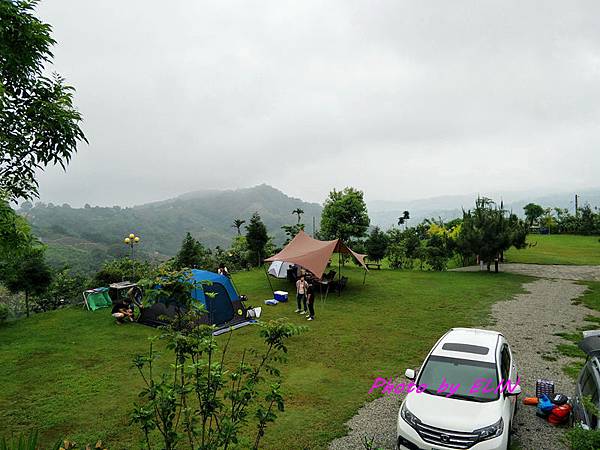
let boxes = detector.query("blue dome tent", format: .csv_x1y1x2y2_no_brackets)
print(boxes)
189,269,241,326
138,269,255,334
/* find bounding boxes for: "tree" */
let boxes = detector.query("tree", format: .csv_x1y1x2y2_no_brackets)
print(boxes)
365,227,388,263
281,223,304,245
457,198,528,272
34,268,86,312
320,187,370,241
174,232,210,270
245,212,269,266
227,235,250,269
231,218,246,235
0,0,87,201
523,203,544,227
386,227,422,269
2,246,52,317
92,257,154,286
292,208,304,224
0,199,35,259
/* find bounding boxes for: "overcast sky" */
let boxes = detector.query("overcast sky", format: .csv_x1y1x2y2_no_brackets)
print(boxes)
34,1,600,207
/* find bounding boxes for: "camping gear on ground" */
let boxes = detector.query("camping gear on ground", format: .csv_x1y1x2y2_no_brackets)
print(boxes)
523,397,539,406
548,404,572,425
138,269,254,334
551,394,569,406
537,394,554,416
274,290,288,302
582,329,600,339
108,281,142,315
536,379,555,398
264,299,278,306
246,306,262,319
108,281,139,304
268,261,294,279
83,287,112,311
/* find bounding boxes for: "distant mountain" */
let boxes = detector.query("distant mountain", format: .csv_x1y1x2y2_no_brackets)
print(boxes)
367,189,600,229
22,183,600,274
22,184,322,273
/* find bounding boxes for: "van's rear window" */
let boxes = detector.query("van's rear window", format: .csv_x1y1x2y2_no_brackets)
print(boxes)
442,343,489,355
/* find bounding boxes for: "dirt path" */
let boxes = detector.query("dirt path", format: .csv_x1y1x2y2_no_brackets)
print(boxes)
454,263,600,281
329,268,598,450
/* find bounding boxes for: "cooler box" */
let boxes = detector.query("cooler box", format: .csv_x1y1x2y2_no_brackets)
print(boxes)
274,290,288,302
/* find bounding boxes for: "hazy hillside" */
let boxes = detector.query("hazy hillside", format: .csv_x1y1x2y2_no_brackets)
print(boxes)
22,183,600,274
22,184,322,273
368,189,600,229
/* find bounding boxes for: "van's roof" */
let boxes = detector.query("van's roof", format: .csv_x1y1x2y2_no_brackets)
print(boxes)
430,328,501,364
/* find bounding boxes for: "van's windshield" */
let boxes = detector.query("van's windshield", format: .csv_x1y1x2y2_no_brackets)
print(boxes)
417,355,499,402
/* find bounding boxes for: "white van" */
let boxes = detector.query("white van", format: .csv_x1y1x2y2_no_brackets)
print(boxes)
396,328,520,450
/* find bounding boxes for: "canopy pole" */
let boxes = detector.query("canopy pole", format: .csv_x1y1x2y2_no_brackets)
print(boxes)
263,263,276,298
338,251,341,296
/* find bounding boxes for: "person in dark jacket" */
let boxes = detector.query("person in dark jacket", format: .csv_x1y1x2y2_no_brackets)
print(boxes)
112,297,134,324
306,281,316,321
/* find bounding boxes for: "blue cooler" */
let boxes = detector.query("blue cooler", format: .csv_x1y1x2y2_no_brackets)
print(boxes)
274,290,288,302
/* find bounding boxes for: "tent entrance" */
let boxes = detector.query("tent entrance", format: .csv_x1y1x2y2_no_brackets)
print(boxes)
203,282,235,325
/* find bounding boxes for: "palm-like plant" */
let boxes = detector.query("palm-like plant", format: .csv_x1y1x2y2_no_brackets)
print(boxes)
292,208,304,224
232,219,246,235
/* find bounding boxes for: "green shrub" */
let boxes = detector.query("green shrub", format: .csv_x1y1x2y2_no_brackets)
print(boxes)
0,431,62,450
563,425,600,449
0,304,9,323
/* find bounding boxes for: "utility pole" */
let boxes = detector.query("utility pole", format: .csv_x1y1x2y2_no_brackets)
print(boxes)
575,194,579,217
312,216,316,237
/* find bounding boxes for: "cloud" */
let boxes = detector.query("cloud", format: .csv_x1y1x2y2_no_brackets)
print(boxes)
34,0,600,206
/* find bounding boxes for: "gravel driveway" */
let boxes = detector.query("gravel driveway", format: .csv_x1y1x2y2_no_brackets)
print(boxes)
329,267,599,450
454,263,600,282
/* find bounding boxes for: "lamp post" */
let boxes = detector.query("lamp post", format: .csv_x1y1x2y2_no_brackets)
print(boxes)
124,233,140,280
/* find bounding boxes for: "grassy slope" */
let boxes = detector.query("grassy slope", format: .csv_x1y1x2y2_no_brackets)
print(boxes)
0,268,526,449
505,234,600,265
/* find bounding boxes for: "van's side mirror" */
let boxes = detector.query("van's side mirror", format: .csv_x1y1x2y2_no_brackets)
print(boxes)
505,385,522,396
405,369,415,380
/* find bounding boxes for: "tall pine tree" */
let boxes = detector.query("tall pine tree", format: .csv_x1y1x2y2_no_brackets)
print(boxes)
245,212,269,266
174,232,210,270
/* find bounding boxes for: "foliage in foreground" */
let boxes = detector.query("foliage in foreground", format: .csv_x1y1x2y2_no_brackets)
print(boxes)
0,432,107,450
132,269,305,449
0,0,87,201
562,425,600,450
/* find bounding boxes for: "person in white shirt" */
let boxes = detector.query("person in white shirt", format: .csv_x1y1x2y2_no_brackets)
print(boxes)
295,275,308,314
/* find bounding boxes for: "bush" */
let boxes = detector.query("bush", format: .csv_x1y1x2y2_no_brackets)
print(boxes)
0,304,8,323
92,257,156,287
562,424,600,449
33,269,88,312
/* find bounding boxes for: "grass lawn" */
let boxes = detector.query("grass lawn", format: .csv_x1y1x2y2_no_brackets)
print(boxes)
505,234,600,266
0,267,527,449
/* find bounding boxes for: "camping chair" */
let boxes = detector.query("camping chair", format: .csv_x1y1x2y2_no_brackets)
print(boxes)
324,270,336,281
83,288,112,311
336,276,348,294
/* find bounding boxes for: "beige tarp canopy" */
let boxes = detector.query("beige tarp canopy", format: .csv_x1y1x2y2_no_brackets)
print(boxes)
264,230,368,280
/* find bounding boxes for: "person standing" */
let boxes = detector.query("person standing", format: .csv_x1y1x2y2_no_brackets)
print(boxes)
218,263,231,278
295,275,308,314
306,281,315,321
